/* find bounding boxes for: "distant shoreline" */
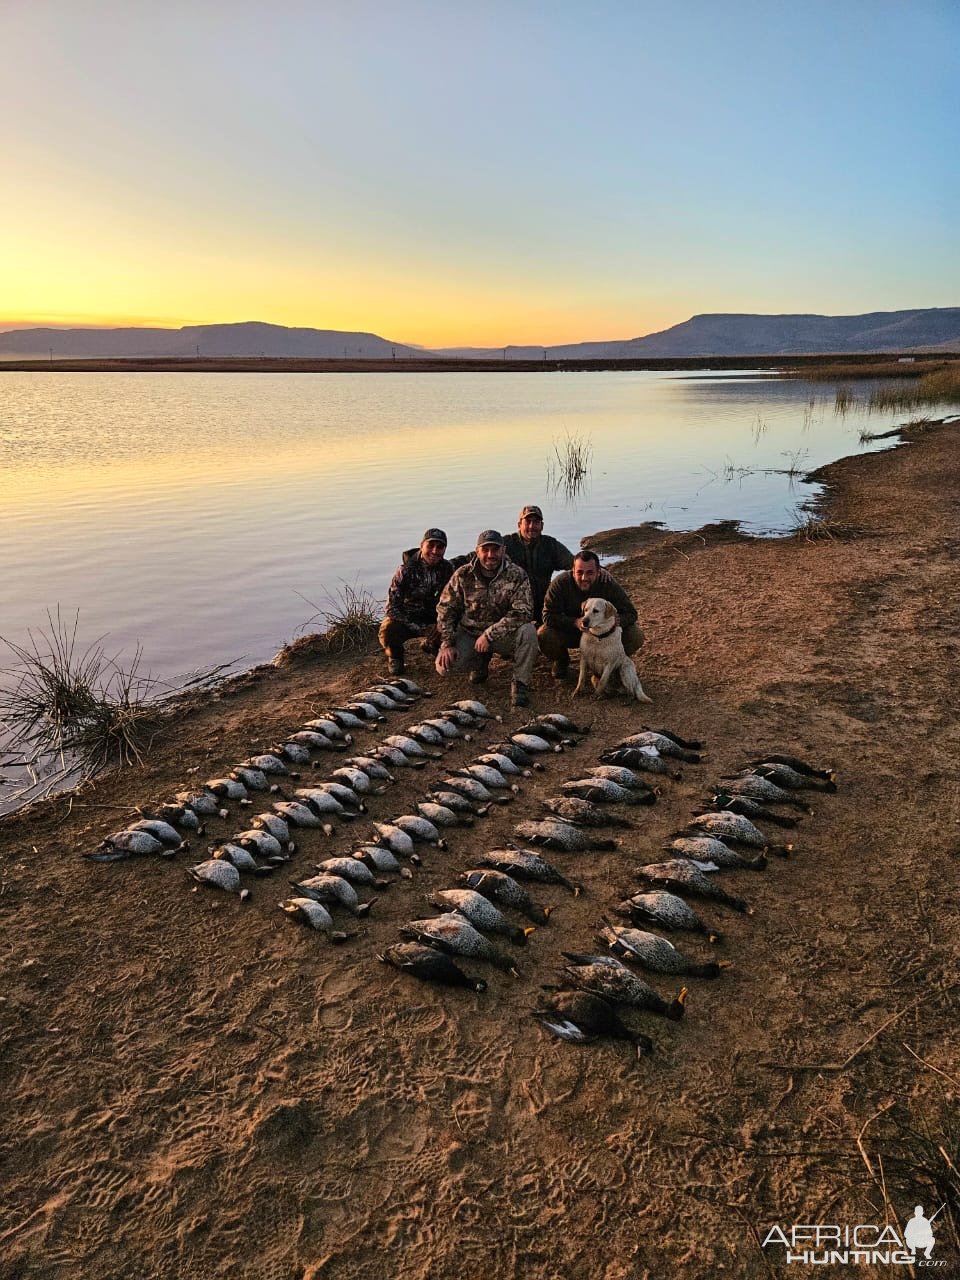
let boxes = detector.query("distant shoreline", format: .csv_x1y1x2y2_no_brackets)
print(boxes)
2,352,956,374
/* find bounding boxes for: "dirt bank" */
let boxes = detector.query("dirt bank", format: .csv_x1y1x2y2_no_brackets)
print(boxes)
2,421,959,1278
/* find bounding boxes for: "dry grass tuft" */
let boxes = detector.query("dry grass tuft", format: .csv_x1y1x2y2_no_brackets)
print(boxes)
294,582,382,655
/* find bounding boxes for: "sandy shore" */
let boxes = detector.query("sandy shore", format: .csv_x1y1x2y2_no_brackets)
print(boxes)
2,420,959,1277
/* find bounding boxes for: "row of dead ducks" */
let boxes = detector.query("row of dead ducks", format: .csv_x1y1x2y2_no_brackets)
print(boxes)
378,725,707,1053
85,675,437,863
532,747,838,1056
278,711,593,932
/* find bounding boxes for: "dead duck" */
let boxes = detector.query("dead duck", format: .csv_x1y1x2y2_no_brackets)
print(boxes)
292,789,360,821
438,776,510,806
400,913,519,974
272,742,313,766
203,777,251,803
737,762,837,793
212,844,276,876
618,731,702,762
667,836,768,870
354,844,410,878
514,720,569,744
560,777,657,806
372,745,427,770
594,752,682,781
392,815,448,849
444,699,498,720
614,890,722,943
484,740,544,770
329,766,388,796
542,797,634,828
85,829,187,861
636,861,752,914
534,713,591,736
231,765,283,793
378,942,486,991
420,716,470,740
286,729,348,752
686,812,792,855
716,775,812,812
250,812,294,845
561,955,687,1019
129,817,187,847
315,857,385,887
705,792,798,830
533,990,653,1057
513,819,616,852
510,732,562,755
416,801,474,828
303,718,352,743
371,823,419,860
289,874,374,916
309,781,366,812
138,804,205,835
280,897,349,938
746,752,836,783
233,828,290,861
426,788,489,817
458,869,553,924
429,889,535,944
244,754,299,778
596,920,729,978
344,756,395,783
405,722,451,748
382,733,442,760
642,726,703,751
338,701,386,723
456,763,520,792
187,859,251,899
175,790,229,819
477,848,582,894
272,800,333,831
475,752,529,777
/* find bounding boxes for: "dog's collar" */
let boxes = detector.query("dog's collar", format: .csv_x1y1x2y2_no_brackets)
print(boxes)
587,620,618,639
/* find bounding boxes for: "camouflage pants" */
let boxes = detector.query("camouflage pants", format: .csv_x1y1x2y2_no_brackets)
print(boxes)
379,618,441,655
436,624,538,684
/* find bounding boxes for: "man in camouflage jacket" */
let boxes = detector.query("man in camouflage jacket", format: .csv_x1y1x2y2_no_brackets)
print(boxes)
435,529,538,707
538,548,644,681
379,528,454,676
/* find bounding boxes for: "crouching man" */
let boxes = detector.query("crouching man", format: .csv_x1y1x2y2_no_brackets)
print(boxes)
379,528,453,677
435,529,538,707
537,549,644,681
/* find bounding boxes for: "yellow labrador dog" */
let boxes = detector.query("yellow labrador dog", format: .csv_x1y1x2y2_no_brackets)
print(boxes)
574,598,652,702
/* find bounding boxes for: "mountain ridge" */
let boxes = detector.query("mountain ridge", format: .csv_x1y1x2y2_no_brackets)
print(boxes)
2,308,959,360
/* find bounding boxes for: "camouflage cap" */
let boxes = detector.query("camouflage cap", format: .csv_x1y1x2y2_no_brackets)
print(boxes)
519,504,544,521
476,529,505,548
421,527,447,546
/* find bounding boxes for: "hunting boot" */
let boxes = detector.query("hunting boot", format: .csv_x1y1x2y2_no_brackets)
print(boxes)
470,651,491,685
511,680,530,708
386,649,405,678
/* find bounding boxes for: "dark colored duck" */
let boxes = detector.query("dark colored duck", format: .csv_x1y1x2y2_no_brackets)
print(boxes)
533,991,653,1057
705,792,798,830
378,942,487,992
561,955,687,1019
541,797,634,828
614,890,722,943
458,869,553,924
477,848,582,894
635,860,752,914
596,920,729,978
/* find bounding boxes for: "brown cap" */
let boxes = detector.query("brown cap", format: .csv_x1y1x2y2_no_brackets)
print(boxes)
476,529,505,548
519,504,544,521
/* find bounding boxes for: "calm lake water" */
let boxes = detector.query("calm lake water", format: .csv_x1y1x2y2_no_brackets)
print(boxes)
0,370,948,685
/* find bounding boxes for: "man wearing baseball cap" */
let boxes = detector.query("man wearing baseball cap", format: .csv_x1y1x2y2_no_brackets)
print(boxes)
503,504,574,624
379,528,454,677
435,529,537,707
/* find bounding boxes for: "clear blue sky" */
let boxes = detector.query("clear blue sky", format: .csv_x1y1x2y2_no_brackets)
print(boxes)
2,0,957,345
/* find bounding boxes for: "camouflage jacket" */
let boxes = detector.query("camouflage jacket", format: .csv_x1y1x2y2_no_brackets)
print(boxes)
502,532,575,622
542,568,638,631
436,556,534,645
384,548,454,630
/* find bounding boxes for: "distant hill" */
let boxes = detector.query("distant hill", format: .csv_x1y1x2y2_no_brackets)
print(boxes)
2,309,959,362
436,309,960,359
0,321,424,361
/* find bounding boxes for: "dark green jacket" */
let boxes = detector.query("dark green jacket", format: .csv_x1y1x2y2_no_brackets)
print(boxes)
503,533,574,622
542,568,638,632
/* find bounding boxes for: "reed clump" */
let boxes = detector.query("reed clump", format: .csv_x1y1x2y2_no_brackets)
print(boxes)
546,431,593,500
297,582,382,654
